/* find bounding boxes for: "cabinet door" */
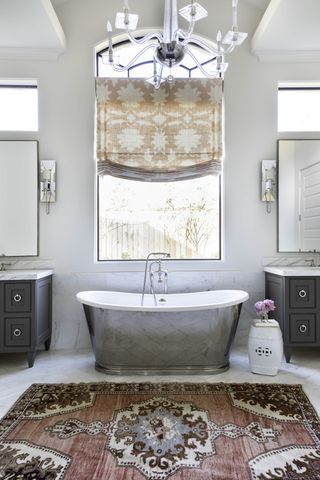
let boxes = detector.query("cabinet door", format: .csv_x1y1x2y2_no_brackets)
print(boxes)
289,313,316,343
4,283,32,313
4,317,31,347
289,279,316,308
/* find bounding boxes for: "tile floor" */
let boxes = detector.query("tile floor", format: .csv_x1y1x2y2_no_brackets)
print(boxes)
0,346,319,418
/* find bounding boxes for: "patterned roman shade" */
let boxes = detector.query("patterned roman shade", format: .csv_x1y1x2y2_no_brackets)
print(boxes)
95,78,223,181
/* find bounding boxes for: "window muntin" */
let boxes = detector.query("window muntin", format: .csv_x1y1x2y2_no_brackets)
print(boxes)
96,39,221,261
278,86,320,132
0,83,38,131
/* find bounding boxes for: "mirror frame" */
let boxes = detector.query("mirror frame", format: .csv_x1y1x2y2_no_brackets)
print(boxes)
277,138,320,253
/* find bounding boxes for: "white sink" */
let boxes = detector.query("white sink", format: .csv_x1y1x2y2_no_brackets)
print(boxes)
0,269,53,280
264,266,320,277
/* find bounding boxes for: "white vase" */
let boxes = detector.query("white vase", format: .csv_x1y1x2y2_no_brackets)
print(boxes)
248,319,283,376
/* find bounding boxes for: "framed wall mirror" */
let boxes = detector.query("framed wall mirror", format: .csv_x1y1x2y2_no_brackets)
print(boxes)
278,139,320,252
0,140,38,256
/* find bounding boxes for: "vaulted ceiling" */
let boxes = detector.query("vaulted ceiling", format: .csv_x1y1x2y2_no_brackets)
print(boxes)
0,0,65,59
0,0,319,64
252,0,320,62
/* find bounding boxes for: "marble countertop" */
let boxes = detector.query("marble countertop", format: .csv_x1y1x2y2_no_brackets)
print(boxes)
264,266,320,277
0,269,53,280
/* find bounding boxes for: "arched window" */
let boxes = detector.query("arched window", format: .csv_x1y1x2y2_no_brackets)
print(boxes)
97,33,219,80
96,38,221,261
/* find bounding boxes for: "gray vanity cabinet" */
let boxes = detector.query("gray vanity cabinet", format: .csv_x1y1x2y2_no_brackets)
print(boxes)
265,272,320,362
0,276,52,367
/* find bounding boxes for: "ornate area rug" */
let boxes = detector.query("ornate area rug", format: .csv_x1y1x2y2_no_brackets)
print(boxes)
0,383,319,480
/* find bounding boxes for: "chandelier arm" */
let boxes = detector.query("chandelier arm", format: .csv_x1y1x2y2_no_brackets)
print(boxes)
222,43,236,55
175,16,195,41
110,44,159,72
175,29,188,40
154,63,164,89
182,37,220,56
175,24,195,41
126,28,163,45
186,49,223,79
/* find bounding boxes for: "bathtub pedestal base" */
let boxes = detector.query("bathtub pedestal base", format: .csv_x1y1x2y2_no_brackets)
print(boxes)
95,361,230,376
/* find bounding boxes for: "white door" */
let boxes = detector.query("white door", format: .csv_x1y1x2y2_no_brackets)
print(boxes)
299,161,320,250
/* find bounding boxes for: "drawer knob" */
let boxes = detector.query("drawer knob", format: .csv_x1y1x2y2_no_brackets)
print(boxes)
298,289,307,298
299,324,307,333
13,328,22,337
13,294,22,303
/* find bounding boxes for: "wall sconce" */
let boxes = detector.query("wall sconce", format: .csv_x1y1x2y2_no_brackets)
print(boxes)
40,160,56,214
261,160,276,214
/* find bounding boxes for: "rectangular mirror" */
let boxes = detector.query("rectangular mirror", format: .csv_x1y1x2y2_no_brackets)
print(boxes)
278,139,320,252
0,140,38,256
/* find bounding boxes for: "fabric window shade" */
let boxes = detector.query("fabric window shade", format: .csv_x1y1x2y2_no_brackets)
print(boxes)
95,78,223,181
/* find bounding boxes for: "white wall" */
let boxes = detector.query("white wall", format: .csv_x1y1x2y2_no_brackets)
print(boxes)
1,0,319,349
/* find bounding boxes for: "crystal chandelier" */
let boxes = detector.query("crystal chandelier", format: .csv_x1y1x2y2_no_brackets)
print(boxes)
106,0,247,88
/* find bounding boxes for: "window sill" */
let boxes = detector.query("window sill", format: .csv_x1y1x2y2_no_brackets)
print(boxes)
94,259,227,272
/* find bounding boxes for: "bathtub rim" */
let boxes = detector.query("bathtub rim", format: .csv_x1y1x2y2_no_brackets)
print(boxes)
76,289,249,312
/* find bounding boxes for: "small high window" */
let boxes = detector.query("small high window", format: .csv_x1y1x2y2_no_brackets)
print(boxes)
0,81,38,131
278,84,320,132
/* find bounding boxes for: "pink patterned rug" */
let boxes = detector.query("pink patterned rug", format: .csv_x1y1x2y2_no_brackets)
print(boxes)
0,382,319,479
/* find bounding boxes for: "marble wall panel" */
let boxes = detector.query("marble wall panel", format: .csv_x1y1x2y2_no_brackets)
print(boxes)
51,270,265,350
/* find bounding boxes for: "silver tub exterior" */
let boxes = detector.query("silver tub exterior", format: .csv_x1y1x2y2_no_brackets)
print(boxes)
82,301,243,375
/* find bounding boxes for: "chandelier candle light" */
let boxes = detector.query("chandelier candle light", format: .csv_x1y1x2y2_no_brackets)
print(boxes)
105,0,247,88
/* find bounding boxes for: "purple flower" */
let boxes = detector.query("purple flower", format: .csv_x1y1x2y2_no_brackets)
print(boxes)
264,299,276,312
254,299,276,320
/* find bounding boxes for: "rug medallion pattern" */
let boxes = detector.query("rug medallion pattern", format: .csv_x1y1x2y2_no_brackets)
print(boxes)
0,383,319,480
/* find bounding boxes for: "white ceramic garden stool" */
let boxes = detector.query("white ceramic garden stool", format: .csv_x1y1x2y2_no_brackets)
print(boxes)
248,319,283,376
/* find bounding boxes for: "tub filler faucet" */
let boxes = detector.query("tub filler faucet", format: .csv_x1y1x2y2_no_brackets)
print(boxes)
141,252,170,306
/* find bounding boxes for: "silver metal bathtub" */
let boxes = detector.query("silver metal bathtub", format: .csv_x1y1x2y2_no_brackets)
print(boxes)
77,290,249,375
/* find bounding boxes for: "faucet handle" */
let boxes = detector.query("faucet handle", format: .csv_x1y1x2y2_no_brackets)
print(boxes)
0,262,12,271
305,259,315,267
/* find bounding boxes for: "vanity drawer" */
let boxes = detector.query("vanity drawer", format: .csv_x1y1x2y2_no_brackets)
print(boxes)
4,317,31,347
289,314,316,343
289,279,316,309
4,283,31,313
